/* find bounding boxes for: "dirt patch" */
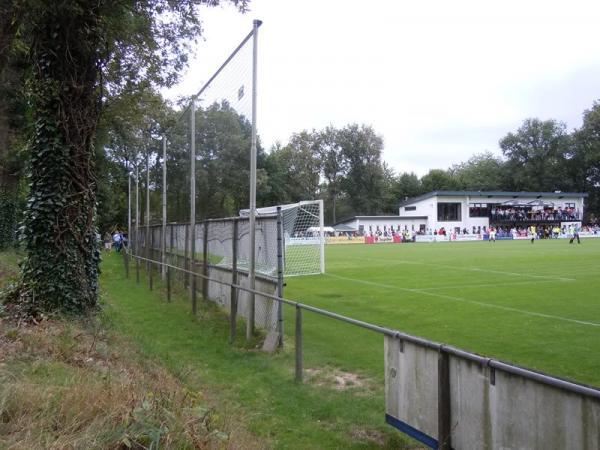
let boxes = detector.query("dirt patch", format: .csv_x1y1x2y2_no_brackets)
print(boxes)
305,366,370,391
349,427,387,446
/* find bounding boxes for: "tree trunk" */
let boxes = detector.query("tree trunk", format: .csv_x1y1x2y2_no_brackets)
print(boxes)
18,1,102,315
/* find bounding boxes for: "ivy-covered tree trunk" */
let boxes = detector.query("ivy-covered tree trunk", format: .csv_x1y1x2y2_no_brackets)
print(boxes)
19,1,102,314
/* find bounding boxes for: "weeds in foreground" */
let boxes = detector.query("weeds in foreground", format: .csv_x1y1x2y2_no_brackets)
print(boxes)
0,316,261,449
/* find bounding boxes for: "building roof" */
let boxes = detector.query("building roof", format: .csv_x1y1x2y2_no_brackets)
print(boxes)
398,191,588,208
332,223,356,232
335,215,428,226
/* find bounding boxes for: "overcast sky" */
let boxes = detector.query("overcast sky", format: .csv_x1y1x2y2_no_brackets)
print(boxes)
164,0,600,176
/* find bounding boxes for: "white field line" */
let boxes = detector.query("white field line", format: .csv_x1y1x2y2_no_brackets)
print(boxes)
343,256,576,282
413,279,570,291
326,273,600,328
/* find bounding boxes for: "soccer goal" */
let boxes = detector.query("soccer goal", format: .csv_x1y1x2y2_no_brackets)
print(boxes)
240,200,325,277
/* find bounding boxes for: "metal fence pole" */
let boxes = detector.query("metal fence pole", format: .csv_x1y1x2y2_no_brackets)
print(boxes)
295,305,303,382
123,245,129,278
184,224,189,288
161,134,167,279
276,207,284,347
168,224,174,299
166,265,171,302
247,20,260,341
438,349,451,450
230,218,239,344
202,220,209,301
135,164,140,284
190,100,197,315
145,144,150,273
127,170,131,253
149,230,154,291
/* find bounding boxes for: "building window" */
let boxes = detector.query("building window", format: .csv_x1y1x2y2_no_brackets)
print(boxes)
404,206,416,211
438,202,461,221
565,202,575,208
469,203,488,218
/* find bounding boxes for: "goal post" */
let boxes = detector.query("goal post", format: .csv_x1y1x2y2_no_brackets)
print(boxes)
240,200,325,277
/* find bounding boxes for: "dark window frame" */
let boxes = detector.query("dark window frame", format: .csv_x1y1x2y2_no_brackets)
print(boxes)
437,202,461,221
469,202,489,218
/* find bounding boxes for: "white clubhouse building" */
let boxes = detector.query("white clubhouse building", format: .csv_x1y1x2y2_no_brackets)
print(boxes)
335,191,586,236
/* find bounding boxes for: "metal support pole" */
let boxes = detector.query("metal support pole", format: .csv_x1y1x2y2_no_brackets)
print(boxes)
295,305,303,382
190,100,197,315
128,171,131,252
438,350,451,450
149,231,154,291
135,164,140,284
145,145,150,272
184,224,189,288
230,219,239,344
202,220,209,301
161,135,167,279
123,245,129,278
166,266,171,302
247,19,260,340
276,207,284,347
167,224,173,302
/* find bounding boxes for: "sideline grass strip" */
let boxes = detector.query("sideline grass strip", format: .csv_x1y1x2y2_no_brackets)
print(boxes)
100,253,408,449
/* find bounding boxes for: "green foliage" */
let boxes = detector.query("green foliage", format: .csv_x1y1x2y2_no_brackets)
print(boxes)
0,188,18,249
500,118,572,192
3,0,247,316
451,152,508,191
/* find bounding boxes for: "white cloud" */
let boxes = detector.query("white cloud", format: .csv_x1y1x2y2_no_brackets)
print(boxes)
164,0,600,175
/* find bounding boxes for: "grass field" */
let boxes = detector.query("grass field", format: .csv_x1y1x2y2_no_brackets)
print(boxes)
284,238,600,387
89,239,600,448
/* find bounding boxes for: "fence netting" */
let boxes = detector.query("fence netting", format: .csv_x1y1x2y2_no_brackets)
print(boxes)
129,23,322,339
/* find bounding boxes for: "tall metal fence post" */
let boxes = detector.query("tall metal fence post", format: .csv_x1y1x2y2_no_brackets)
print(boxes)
295,305,303,382
166,264,171,302
145,144,150,273
149,230,154,291
276,207,284,347
246,20,261,341
124,170,131,280
161,134,167,280
230,219,239,344
184,224,189,288
202,220,209,301
167,224,173,302
190,99,197,315
123,246,129,278
135,164,140,284
438,349,451,450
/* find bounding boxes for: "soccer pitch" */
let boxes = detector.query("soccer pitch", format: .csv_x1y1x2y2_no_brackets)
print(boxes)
284,238,600,387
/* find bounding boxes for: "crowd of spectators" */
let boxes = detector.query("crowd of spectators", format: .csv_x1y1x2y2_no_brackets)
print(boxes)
490,206,581,222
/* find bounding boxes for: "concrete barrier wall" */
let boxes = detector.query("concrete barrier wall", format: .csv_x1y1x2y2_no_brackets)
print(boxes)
207,265,278,331
385,335,600,449
144,246,278,332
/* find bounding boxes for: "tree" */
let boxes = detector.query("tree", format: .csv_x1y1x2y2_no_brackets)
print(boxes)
392,172,422,202
196,101,266,218
420,169,461,192
451,152,508,191
572,101,600,220
315,126,346,223
6,0,247,316
499,118,571,192
338,124,386,216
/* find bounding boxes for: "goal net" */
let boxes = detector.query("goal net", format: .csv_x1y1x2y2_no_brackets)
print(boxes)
240,200,325,277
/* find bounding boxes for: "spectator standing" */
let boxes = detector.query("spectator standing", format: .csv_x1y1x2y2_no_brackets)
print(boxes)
112,230,123,252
